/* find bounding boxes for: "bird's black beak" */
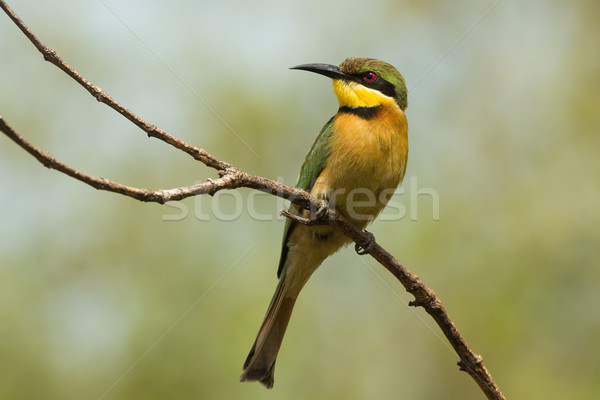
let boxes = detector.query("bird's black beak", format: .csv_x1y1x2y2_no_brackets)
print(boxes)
290,63,353,81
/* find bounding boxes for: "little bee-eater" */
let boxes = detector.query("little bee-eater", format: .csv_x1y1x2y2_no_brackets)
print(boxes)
240,57,408,388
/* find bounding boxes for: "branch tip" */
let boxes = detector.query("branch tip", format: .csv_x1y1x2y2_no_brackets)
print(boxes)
408,299,422,307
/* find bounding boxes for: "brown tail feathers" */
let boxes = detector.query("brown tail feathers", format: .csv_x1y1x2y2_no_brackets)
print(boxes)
240,281,297,389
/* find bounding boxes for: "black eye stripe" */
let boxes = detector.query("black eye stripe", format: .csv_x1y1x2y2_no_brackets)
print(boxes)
352,74,396,98
375,81,397,98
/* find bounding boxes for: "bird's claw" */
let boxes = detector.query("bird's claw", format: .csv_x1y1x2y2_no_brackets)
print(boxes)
355,230,375,255
314,200,329,220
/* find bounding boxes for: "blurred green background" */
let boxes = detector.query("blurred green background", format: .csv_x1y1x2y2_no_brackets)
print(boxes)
1,0,599,399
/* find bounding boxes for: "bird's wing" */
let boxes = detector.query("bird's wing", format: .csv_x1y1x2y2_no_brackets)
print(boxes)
277,116,334,278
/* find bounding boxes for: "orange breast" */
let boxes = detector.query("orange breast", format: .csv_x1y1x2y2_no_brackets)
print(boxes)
311,104,408,226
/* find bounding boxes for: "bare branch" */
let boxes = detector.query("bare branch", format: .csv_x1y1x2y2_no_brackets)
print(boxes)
0,0,226,170
0,115,316,207
0,116,214,203
0,1,505,399
286,206,503,398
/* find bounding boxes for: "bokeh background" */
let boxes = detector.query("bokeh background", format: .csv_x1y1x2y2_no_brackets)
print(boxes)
1,0,599,399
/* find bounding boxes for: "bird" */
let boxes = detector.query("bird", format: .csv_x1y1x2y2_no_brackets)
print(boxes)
240,57,409,388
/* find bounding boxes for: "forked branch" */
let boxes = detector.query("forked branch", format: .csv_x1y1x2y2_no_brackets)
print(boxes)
0,1,504,399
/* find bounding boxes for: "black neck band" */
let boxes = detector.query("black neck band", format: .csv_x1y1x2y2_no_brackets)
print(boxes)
338,105,381,120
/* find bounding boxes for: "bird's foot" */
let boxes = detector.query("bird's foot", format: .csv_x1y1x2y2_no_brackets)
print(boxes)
280,201,328,226
281,209,313,225
314,200,329,221
280,200,329,226
355,230,375,255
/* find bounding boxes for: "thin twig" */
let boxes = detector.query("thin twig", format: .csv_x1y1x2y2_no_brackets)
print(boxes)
0,116,230,203
0,1,505,399
0,0,227,171
0,114,316,207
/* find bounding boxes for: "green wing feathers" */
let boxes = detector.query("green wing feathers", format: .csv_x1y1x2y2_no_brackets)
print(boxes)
276,116,334,278
295,116,335,191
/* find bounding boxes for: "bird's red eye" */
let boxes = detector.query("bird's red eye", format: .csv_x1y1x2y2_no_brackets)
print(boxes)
364,72,377,82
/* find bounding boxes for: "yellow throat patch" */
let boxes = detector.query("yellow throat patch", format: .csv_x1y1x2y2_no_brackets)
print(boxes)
332,80,396,108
